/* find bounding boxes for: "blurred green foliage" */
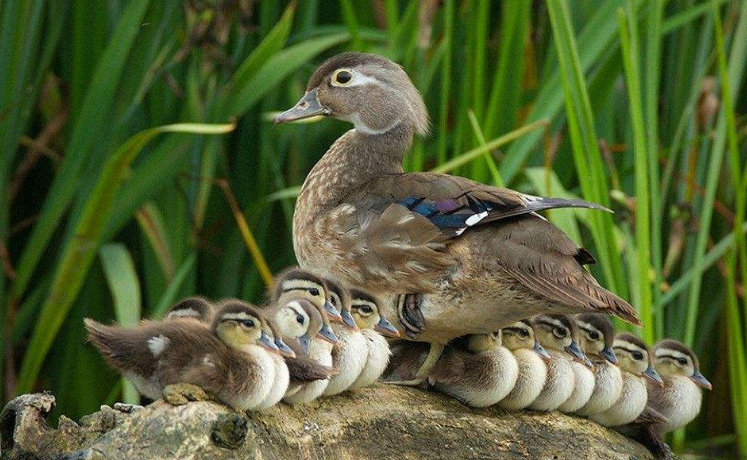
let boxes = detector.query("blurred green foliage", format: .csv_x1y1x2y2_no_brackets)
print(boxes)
1,0,746,457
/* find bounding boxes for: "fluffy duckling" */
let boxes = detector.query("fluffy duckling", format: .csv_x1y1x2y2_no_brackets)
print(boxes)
528,315,587,412
574,314,623,416
272,267,343,324
428,331,519,408
348,289,400,390
591,333,663,427
557,318,595,413
164,296,214,322
323,279,368,396
282,296,339,404
647,339,711,434
86,301,279,410
497,320,551,410
255,318,296,410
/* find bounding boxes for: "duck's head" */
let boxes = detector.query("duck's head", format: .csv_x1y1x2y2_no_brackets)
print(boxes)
653,339,711,390
294,297,338,354
533,314,593,369
274,52,429,137
349,288,400,338
613,333,663,386
502,320,551,362
212,300,277,353
164,296,213,322
466,331,502,353
575,313,617,365
324,278,358,331
264,316,296,358
275,299,311,342
272,267,342,324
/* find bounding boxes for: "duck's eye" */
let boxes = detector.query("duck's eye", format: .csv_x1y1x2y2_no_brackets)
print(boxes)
553,328,567,339
296,314,305,325
308,288,320,296
334,70,353,85
677,357,687,366
589,331,600,340
241,319,255,328
632,351,644,360
359,305,373,315
519,329,530,338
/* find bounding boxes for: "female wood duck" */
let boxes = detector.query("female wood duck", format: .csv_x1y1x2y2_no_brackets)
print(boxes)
427,331,519,408
497,320,551,410
573,313,623,416
85,300,279,411
348,289,401,390
323,279,368,396
647,339,711,434
591,333,663,427
275,52,639,384
528,315,587,411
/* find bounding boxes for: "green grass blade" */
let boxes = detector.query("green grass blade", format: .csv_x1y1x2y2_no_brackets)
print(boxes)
152,253,197,319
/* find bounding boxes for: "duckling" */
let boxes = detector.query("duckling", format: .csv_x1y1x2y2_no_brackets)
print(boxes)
528,315,586,412
647,339,711,434
348,289,401,390
164,296,214,322
271,267,342,324
427,331,519,408
497,320,551,411
556,317,595,414
85,300,279,410
282,295,339,404
323,279,368,396
574,314,623,416
255,318,296,410
277,52,639,385
591,333,663,427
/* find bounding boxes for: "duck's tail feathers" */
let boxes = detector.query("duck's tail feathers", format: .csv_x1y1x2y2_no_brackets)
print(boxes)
522,195,613,214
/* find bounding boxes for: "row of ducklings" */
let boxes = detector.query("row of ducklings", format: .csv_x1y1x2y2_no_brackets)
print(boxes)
85,268,400,411
387,313,710,437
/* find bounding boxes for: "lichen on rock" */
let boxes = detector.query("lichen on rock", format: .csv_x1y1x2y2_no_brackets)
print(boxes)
1,387,658,459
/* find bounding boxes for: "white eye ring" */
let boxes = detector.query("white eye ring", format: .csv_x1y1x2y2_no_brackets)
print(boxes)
332,68,354,86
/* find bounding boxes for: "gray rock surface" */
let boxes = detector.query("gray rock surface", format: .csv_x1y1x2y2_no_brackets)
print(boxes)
1,387,656,459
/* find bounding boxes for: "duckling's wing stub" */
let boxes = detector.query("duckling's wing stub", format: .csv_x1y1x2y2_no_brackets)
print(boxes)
287,355,338,383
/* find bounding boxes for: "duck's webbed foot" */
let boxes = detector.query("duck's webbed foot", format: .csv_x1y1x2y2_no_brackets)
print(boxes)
386,342,444,387
398,293,425,338
162,383,212,406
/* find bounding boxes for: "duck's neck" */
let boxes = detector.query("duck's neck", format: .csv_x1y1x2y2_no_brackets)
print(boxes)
295,123,413,227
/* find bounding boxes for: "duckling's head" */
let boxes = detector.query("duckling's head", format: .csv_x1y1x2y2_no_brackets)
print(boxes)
349,289,400,338
213,300,277,353
533,314,592,368
294,298,338,354
575,313,617,365
325,278,357,331
264,317,296,358
653,339,712,390
466,331,502,353
613,333,663,386
275,299,311,341
275,52,429,137
502,320,551,361
164,296,213,322
272,267,342,323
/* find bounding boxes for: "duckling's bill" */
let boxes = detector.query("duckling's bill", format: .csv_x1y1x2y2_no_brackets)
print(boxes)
374,316,400,338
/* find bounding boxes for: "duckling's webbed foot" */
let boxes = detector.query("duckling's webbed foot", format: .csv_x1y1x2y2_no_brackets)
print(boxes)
398,294,425,338
162,383,212,406
386,342,444,387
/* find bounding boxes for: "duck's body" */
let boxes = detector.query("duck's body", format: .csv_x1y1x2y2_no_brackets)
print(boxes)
428,333,519,408
647,340,711,434
86,301,278,411
497,321,550,410
574,314,622,416
349,329,390,390
557,360,595,413
528,349,575,411
283,338,334,403
278,53,638,382
323,280,367,396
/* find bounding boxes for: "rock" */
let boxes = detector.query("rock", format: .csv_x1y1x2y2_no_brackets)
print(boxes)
1,386,657,460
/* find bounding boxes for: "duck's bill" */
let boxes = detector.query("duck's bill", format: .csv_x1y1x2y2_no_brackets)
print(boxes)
690,370,712,390
317,324,339,344
274,338,296,358
258,331,279,353
341,308,359,331
297,334,311,354
601,346,618,365
323,301,343,323
566,340,593,369
533,340,552,362
643,363,664,387
374,316,401,338
273,88,330,124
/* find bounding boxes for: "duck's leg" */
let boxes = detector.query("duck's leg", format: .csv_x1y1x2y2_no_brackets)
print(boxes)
387,342,444,387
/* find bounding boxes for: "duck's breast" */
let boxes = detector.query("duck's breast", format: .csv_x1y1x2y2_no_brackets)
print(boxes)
498,348,548,410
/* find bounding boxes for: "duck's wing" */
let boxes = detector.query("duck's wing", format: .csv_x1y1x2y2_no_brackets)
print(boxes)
84,319,159,376
286,355,338,384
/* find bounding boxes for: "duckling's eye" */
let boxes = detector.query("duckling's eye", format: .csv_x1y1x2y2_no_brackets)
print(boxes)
589,331,600,340
241,319,255,328
632,351,644,360
361,305,373,314
334,70,353,85
677,357,687,366
308,288,320,296
519,329,530,338
553,328,567,339
296,314,305,325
